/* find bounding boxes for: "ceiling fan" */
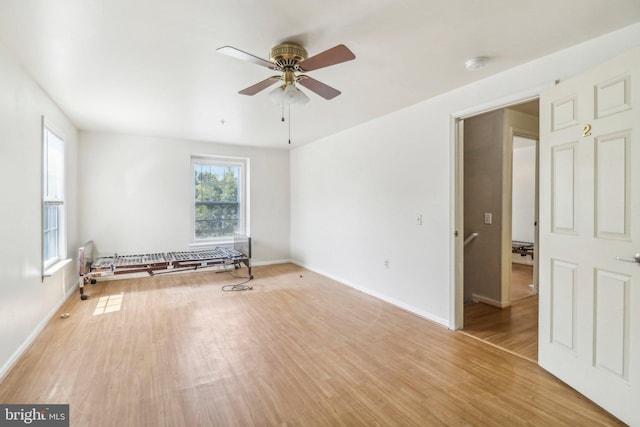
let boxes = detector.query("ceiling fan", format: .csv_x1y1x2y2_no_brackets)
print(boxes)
216,42,356,104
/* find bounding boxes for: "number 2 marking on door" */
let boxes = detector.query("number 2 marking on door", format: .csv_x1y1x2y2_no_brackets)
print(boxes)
583,124,592,137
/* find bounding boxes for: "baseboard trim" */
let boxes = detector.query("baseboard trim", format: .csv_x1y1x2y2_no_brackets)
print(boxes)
251,258,292,267
471,293,509,308
291,260,449,328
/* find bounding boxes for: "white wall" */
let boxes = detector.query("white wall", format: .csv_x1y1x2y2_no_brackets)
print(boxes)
290,23,640,327
291,96,453,325
0,42,79,377
78,132,290,264
512,136,536,243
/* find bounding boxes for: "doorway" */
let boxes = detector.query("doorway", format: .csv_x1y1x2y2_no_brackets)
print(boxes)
458,99,540,361
511,134,538,299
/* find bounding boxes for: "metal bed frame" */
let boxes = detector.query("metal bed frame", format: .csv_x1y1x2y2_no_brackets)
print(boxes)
512,240,534,259
78,235,252,300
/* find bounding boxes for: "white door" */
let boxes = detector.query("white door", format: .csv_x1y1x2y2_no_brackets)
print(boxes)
539,47,640,425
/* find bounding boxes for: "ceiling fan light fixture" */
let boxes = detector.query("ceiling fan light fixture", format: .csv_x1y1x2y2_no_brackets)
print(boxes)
297,89,310,105
282,83,298,103
268,85,285,104
291,85,310,105
270,83,309,105
465,56,488,71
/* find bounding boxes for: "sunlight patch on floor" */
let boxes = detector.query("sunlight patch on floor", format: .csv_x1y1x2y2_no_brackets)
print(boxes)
93,293,124,315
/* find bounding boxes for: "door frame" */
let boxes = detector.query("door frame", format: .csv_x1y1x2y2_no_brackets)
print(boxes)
449,84,553,330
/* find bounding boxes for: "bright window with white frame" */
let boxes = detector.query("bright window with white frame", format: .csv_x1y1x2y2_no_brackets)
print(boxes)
191,156,247,244
42,118,66,269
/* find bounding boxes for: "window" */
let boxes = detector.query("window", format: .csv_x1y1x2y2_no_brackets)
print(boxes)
191,156,247,243
42,118,66,269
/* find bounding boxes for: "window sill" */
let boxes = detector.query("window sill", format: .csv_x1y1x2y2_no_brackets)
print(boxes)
190,240,233,249
43,258,72,278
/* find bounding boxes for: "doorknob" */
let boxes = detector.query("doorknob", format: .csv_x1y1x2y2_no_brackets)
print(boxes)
616,253,640,264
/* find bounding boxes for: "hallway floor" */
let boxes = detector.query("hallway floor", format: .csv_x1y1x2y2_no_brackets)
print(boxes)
462,264,537,361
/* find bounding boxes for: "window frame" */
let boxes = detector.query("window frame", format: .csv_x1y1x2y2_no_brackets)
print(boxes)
42,117,67,273
190,155,248,246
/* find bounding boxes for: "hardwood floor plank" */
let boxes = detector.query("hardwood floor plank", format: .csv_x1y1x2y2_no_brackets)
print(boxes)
463,295,538,361
463,262,537,361
0,264,621,426
511,263,535,301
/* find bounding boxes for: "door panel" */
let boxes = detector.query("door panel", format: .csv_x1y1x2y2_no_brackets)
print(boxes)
550,259,577,350
594,269,630,380
595,74,631,118
551,143,577,233
539,47,639,425
551,97,579,130
595,132,630,239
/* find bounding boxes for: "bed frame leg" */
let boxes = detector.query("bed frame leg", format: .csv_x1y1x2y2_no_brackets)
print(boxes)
80,277,90,300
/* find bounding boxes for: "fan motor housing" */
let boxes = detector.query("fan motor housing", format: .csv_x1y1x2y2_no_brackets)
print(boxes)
270,43,308,68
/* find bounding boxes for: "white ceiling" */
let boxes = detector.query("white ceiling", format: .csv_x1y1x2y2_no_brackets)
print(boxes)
0,0,639,148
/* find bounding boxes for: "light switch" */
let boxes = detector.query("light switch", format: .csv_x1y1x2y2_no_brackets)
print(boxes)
484,212,492,225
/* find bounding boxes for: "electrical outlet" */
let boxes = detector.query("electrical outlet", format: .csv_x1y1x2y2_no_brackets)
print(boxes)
384,259,390,269
417,213,423,226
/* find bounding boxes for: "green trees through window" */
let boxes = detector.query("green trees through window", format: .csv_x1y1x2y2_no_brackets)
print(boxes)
193,162,241,239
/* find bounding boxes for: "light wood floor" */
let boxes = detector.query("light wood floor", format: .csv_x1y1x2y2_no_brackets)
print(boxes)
462,263,538,361
463,295,538,362
511,263,535,301
0,264,620,426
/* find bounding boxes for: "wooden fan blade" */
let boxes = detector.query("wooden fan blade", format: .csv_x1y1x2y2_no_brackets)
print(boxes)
217,46,277,70
239,76,281,96
298,77,341,100
298,44,355,72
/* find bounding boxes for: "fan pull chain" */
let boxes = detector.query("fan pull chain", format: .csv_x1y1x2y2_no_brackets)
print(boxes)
279,103,292,145
288,104,291,144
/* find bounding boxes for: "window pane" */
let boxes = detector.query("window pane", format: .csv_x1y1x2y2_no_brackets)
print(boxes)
44,205,59,263
42,120,65,269
45,129,64,201
193,161,242,239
